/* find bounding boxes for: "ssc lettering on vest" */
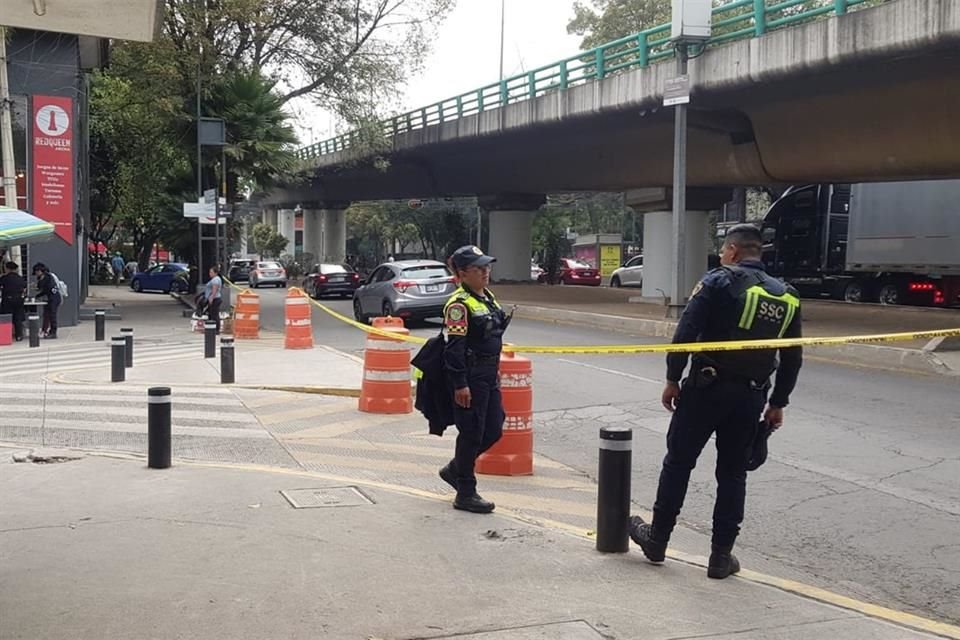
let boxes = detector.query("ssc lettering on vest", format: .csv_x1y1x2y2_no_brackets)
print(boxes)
757,300,787,322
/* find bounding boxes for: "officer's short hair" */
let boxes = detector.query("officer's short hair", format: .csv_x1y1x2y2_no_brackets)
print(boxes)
723,224,762,255
4,261,17,272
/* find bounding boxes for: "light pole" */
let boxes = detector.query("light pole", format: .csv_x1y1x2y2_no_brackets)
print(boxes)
499,0,506,82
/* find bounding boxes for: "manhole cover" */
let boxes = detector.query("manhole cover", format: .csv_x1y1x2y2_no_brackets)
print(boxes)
280,486,374,509
424,621,603,639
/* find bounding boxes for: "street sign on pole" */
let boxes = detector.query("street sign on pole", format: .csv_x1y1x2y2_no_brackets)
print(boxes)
203,188,217,205
664,75,691,106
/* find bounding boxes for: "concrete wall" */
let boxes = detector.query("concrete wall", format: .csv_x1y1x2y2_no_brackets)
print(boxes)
7,30,86,327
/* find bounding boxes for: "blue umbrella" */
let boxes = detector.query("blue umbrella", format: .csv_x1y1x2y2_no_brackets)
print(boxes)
0,206,56,247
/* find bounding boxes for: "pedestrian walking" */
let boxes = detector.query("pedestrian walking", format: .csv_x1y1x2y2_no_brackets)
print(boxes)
111,253,125,286
205,265,223,335
629,224,803,579
0,261,27,341
439,245,513,514
32,263,61,339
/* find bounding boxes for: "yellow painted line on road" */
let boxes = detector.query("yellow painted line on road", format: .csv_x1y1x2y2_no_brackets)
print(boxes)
24,446,960,640
257,402,353,425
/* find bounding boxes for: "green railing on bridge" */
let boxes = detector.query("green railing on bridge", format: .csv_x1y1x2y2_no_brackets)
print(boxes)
296,0,881,161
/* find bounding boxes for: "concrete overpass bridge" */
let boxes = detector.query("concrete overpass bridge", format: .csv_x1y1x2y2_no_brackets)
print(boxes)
262,0,960,295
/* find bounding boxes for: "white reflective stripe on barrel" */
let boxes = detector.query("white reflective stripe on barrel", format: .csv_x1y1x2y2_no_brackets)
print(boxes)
286,298,309,305
364,340,411,351
363,369,411,381
599,439,632,451
147,396,172,404
500,373,532,388
285,318,311,327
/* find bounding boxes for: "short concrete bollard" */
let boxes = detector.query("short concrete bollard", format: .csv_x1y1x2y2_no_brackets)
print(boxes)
204,322,216,359
220,336,235,384
596,427,632,553
28,315,40,348
111,336,126,382
147,387,171,469
94,309,105,341
121,327,134,368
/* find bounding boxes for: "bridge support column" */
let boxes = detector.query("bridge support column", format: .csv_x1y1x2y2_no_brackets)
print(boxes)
302,209,323,262
640,210,710,303
277,208,296,258
482,194,545,283
322,207,347,263
263,206,278,229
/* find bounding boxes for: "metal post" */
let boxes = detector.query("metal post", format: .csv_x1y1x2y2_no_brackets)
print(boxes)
111,336,126,382
121,327,134,368
596,426,632,553
204,321,216,358
94,309,105,341
147,387,172,469
0,28,22,269
28,314,40,348
668,42,689,320
220,336,235,384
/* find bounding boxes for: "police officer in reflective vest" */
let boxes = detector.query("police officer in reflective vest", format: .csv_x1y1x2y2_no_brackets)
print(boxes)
439,245,509,514
629,224,803,579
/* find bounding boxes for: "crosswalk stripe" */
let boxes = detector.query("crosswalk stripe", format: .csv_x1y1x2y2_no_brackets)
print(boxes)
276,414,399,439
0,391,247,407
4,341,198,361
0,353,199,378
3,404,259,423
257,402,355,425
0,381,235,397
7,417,271,439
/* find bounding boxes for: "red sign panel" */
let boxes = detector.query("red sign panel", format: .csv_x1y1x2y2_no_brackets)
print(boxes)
32,95,74,245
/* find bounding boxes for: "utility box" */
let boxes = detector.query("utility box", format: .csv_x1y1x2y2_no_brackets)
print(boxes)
672,0,712,41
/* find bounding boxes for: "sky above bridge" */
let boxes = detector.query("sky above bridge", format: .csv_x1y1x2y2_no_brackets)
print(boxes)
290,0,582,146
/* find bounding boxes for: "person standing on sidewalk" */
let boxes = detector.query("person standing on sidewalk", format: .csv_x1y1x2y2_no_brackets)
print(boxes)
32,263,61,339
439,245,511,514
111,253,125,286
0,261,27,341
629,224,803,579
205,266,223,335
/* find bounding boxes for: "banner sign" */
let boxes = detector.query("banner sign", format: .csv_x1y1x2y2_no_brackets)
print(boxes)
32,95,74,245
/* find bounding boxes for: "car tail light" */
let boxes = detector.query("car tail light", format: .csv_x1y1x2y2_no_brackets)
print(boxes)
280,268,287,277
352,273,360,281
934,289,945,305
393,279,416,293
316,274,328,283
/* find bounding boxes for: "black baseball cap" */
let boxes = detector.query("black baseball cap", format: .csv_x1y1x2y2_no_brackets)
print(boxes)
450,245,497,270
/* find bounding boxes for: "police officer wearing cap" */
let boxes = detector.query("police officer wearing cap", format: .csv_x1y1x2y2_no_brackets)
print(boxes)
629,224,803,579
439,245,510,514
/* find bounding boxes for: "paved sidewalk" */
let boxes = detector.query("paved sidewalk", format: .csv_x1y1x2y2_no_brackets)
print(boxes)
2,451,951,640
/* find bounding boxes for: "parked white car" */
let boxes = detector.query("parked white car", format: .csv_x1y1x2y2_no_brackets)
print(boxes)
610,255,643,288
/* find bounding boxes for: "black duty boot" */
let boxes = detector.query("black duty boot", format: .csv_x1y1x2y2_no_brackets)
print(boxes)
438,464,457,490
454,493,495,514
628,516,667,563
707,545,741,579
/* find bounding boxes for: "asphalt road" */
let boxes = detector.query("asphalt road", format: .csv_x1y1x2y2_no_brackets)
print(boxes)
256,287,960,624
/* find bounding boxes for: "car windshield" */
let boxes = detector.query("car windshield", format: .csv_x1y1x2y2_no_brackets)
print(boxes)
401,265,450,280
258,262,281,270
320,264,351,275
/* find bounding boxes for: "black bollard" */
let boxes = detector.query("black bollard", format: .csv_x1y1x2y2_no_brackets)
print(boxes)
147,387,172,469
94,309,105,341
204,322,216,358
220,336,235,384
121,327,134,368
596,426,632,553
111,336,126,382
28,315,40,348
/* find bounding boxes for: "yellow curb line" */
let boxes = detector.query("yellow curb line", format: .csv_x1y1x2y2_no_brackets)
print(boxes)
13,445,953,640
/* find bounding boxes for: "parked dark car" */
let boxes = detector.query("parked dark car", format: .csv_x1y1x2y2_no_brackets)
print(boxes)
302,263,362,299
130,262,189,293
228,259,256,283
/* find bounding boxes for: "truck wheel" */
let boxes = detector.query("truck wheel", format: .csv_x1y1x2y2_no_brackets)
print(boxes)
878,283,901,305
843,281,866,303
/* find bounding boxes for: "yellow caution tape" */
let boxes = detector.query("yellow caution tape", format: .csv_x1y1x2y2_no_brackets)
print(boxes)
296,292,960,355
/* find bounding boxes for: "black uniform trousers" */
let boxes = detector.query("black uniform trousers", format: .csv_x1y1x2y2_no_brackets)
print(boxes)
207,298,222,335
0,299,25,340
450,363,504,497
652,375,768,548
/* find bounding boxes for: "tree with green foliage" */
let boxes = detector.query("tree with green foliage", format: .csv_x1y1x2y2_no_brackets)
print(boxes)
567,0,670,49
250,222,289,258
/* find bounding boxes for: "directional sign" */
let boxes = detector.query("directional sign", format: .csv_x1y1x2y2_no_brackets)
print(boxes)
203,188,217,205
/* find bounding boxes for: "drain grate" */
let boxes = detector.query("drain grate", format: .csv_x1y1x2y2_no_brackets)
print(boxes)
280,486,375,509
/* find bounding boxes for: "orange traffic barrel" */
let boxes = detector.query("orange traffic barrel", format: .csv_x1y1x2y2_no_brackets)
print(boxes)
358,317,412,414
477,350,533,476
284,288,314,349
233,290,260,339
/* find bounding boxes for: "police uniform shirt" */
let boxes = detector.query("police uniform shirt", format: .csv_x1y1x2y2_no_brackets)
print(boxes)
667,259,803,408
443,286,504,390
0,272,26,302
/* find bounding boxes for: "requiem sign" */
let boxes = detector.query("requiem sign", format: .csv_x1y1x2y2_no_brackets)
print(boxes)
32,95,75,245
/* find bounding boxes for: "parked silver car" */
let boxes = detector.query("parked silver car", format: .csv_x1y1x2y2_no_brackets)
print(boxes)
352,260,457,324
249,261,288,288
610,254,643,288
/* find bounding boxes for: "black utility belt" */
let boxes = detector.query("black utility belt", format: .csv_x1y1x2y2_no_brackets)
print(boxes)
467,353,500,366
692,365,769,390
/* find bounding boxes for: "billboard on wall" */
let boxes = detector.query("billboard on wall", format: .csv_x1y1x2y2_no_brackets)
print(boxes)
32,95,74,245
0,1,163,42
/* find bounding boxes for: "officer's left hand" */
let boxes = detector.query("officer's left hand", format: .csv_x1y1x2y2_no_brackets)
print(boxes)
764,405,784,429
661,382,680,413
